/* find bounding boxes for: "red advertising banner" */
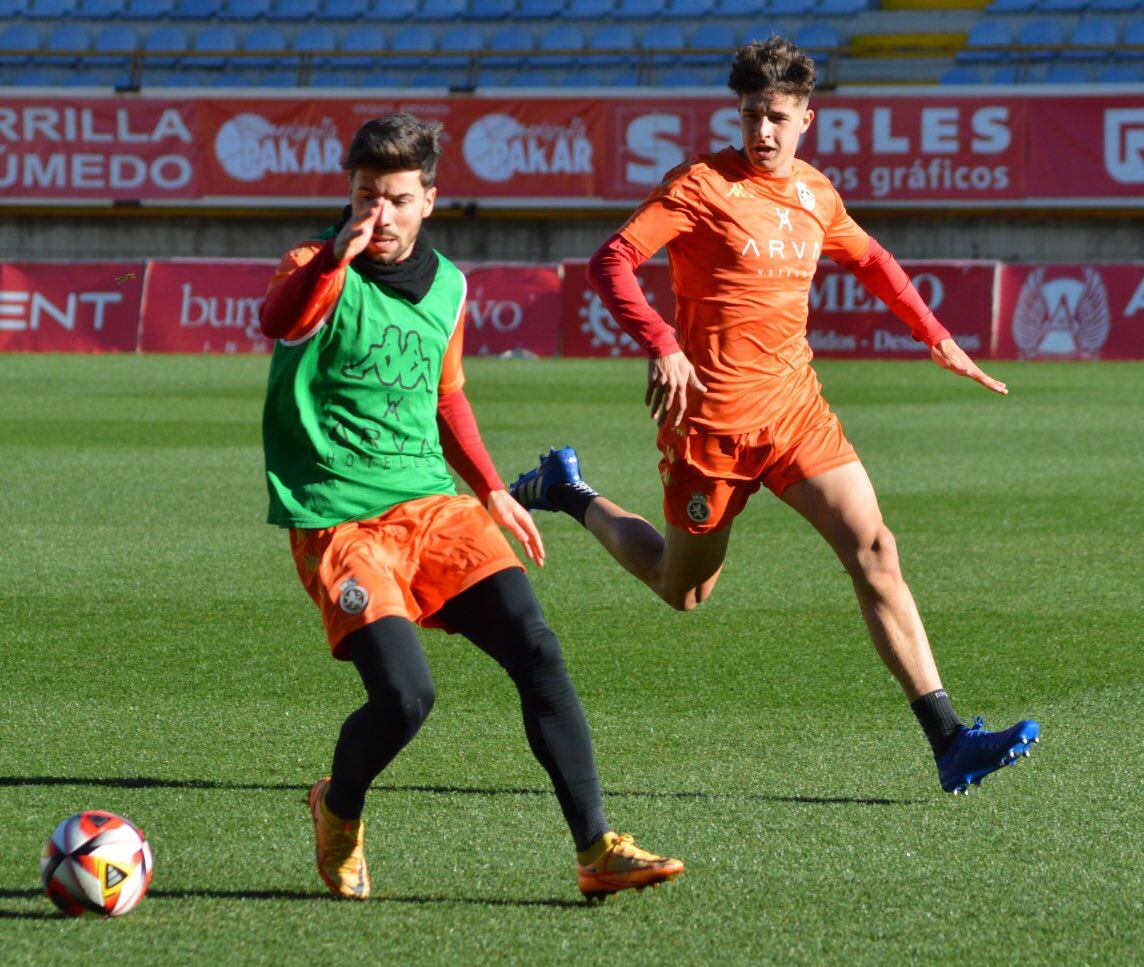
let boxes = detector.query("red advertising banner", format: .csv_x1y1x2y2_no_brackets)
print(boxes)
808,260,996,358
560,259,674,358
0,261,144,352
459,264,561,357
1,94,1139,208
0,99,199,200
195,96,602,203
993,263,1144,360
139,259,276,354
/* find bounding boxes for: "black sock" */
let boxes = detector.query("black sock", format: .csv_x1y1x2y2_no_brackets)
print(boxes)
911,689,964,758
548,481,600,526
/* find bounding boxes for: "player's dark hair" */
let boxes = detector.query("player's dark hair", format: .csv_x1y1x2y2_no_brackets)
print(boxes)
728,37,816,101
341,113,444,187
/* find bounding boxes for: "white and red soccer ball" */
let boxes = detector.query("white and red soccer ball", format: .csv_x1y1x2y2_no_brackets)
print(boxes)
40,811,153,917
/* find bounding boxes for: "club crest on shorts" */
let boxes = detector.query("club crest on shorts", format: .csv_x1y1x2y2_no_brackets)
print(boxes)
687,492,710,524
795,180,816,212
338,578,369,615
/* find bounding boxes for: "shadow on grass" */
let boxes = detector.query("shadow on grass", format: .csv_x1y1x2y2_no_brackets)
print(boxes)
0,886,585,912
0,776,918,806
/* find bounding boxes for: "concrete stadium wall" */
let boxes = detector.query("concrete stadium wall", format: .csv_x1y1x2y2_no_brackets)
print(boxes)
5,211,1141,264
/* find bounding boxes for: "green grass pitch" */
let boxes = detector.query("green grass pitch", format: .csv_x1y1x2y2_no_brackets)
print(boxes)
1,355,1140,964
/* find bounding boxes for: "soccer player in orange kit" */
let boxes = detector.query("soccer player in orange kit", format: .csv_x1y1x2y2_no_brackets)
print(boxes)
512,38,1040,795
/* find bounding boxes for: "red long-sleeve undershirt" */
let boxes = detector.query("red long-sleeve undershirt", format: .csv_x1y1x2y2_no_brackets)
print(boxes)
260,239,505,503
586,233,950,356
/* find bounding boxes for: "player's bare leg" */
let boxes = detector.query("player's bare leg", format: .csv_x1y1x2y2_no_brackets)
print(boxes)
780,461,941,701
583,500,729,611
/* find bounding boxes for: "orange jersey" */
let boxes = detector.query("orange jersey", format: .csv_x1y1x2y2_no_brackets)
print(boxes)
620,147,870,434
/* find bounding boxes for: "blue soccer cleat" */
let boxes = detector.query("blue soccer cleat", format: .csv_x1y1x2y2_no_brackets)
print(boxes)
937,717,1041,795
510,446,584,511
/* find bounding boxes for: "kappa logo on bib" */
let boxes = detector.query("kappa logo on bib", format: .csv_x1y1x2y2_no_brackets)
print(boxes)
338,578,369,615
687,492,711,524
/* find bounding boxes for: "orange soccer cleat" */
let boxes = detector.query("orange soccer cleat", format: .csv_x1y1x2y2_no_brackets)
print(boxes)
307,778,370,900
577,832,684,901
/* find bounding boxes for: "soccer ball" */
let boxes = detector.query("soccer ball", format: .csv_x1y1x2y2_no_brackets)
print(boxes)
40,811,153,917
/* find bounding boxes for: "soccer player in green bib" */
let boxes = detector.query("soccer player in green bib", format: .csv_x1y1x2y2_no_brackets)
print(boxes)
260,113,682,902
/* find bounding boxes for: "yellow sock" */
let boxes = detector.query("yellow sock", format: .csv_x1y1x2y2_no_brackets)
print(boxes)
577,831,618,865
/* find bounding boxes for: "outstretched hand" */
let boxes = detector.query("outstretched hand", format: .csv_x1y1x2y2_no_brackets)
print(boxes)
486,489,546,567
646,351,707,427
333,202,381,265
930,337,1008,395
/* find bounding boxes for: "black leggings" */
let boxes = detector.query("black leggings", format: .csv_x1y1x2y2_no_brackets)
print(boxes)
323,567,610,852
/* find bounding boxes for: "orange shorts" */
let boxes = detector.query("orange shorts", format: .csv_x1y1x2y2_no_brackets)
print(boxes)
658,394,858,534
289,493,523,658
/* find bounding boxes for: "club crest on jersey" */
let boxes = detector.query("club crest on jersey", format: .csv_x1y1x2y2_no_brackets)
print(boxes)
795,180,816,212
338,578,369,615
687,492,710,524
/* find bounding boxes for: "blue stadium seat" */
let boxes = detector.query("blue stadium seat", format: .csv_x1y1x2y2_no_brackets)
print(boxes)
193,25,238,68
360,69,403,85
507,70,555,86
584,24,635,67
769,0,814,13
1037,0,1086,11
1098,64,1140,80
408,68,468,86
940,66,983,83
268,0,314,20
143,25,188,67
14,69,60,85
486,25,532,67
340,24,385,66
78,0,122,16
794,23,841,53
0,0,27,17
125,0,175,19
294,25,337,66
420,0,466,17
1089,0,1141,10
468,0,515,18
390,24,436,67
664,0,714,16
43,24,90,66
91,24,138,65
535,23,583,67
960,19,1012,63
1064,18,1117,60
616,0,662,18
560,69,604,85
171,0,223,18
986,0,1036,11
28,0,74,19
661,67,708,85
309,69,358,86
220,0,272,19
1016,18,1066,61
1044,63,1089,81
242,25,288,66
516,0,563,15
991,64,1020,82
565,0,612,19
439,23,482,68
64,68,120,86
1119,18,1144,58
260,68,300,84
716,0,767,14
322,0,370,18
611,68,640,86
364,0,418,16
684,22,735,65
817,0,868,13
742,24,782,45
639,23,685,66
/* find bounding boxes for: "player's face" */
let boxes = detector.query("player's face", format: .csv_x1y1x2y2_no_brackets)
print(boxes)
349,167,437,264
738,91,814,178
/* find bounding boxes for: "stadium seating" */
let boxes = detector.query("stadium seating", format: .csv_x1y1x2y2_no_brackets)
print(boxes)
1,24,41,67
940,65,983,83
77,0,122,16
664,0,716,17
220,0,272,20
584,24,635,67
389,24,436,67
960,19,1012,63
242,26,289,66
1016,18,1066,60
616,0,664,19
639,23,686,65
1044,63,1089,81
684,23,736,65
535,23,584,66
516,0,564,18
1089,0,1141,10
268,0,316,21
986,0,1036,13
340,24,386,66
143,25,188,67
91,24,138,66
717,0,768,14
1099,64,1140,79
193,25,239,68
1065,18,1117,59
28,0,74,18
486,24,533,67
438,23,482,67
468,0,516,18
125,0,176,19
293,24,337,67
1120,17,1144,57
322,0,371,17
44,24,90,65
171,0,223,17
421,0,467,19
566,0,614,20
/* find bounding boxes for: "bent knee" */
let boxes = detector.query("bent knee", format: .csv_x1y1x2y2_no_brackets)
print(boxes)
851,524,904,585
661,585,712,612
